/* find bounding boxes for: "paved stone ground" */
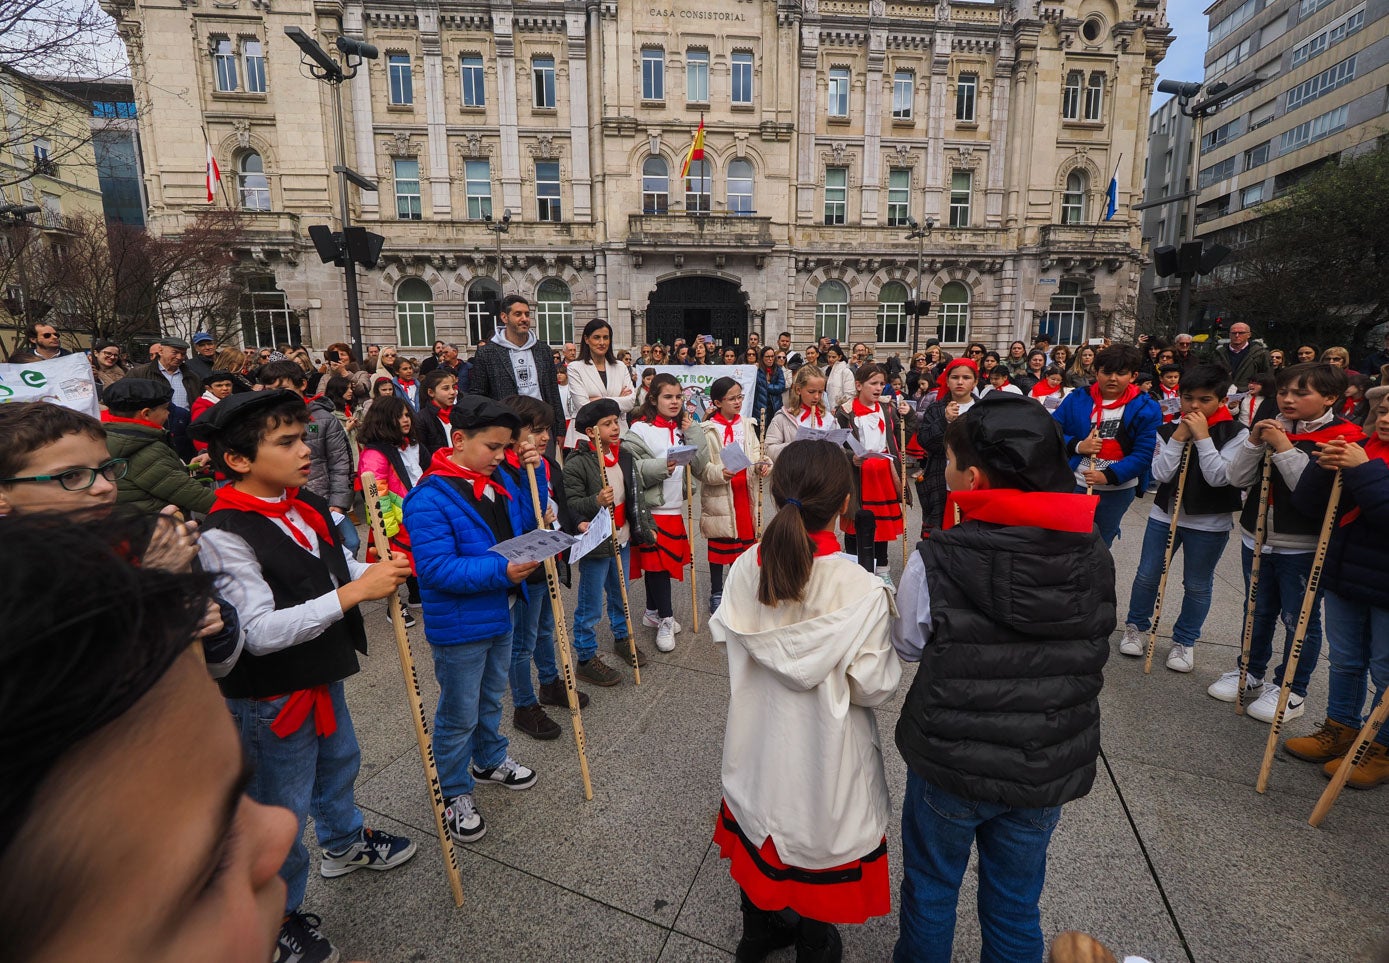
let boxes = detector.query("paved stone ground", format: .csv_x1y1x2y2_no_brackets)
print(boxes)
302,495,1389,963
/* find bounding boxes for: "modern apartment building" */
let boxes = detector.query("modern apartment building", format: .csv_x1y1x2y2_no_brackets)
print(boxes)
1139,93,1195,302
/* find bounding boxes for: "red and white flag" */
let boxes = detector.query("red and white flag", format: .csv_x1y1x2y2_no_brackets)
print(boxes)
205,142,222,203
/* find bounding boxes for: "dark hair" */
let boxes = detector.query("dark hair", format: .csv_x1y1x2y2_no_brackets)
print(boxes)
1027,349,1048,365
322,375,352,412
357,395,411,447
257,360,307,387
0,402,106,480
636,373,684,423
1094,344,1143,375
982,350,1001,368
825,344,845,363
708,376,739,403
853,363,887,385
1009,340,1027,354
758,440,854,606
1296,343,1319,357
1178,364,1232,397
0,514,214,958
1158,363,1183,377
1248,372,1275,395
207,395,309,477
577,318,616,364
503,394,554,431
421,368,457,398
500,294,530,315
1275,362,1348,400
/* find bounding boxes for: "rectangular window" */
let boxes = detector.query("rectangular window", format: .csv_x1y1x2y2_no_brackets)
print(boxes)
824,167,847,225
642,47,664,101
1062,72,1081,120
536,161,561,221
1245,140,1270,169
394,158,421,220
243,40,266,93
1285,54,1356,112
686,49,709,103
1248,99,1276,129
1241,183,1266,207
887,168,911,226
828,67,850,118
461,55,485,107
1209,0,1255,47
1291,6,1364,65
1329,9,1365,44
465,160,491,220
1084,74,1104,121
1279,103,1349,153
877,299,908,344
731,51,754,105
892,71,914,120
1298,0,1335,19
1202,117,1244,151
956,73,976,122
1198,157,1237,188
213,38,238,92
389,54,413,105
1209,35,1254,78
533,57,556,108
949,170,971,227
643,162,668,214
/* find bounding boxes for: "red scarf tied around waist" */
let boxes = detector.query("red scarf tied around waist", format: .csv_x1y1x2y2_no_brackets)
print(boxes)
852,398,884,432
210,485,332,552
1088,382,1142,461
426,447,512,501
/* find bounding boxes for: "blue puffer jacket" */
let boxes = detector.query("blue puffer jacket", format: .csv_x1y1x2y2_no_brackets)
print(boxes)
753,364,786,425
1292,455,1389,610
1052,389,1162,491
404,470,534,646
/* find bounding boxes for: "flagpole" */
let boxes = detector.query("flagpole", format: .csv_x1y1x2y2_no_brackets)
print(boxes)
203,126,234,209
1088,153,1123,242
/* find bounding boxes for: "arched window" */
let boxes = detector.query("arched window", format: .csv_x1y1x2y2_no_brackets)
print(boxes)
876,281,909,344
467,278,502,346
1062,170,1087,224
1085,73,1105,121
815,280,850,342
535,278,573,345
937,282,970,344
396,278,435,348
238,151,270,210
642,156,669,214
685,158,711,214
727,159,754,215
1042,280,1087,344
1062,70,1083,121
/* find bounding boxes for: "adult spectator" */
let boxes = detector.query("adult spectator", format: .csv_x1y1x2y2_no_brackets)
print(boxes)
1004,340,1029,378
432,342,472,393
365,343,381,370
1357,330,1389,381
375,345,400,375
417,340,447,376
753,346,786,427
125,337,200,461
91,340,126,389
1321,345,1358,375
778,331,803,371
8,321,70,362
471,294,565,434
565,318,636,446
748,333,761,354
562,341,579,364
184,332,218,382
1171,332,1199,370
1214,322,1271,386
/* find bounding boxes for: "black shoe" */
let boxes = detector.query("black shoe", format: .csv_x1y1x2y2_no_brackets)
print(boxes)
395,605,416,628
795,920,842,963
514,703,561,740
611,637,648,667
735,893,798,962
538,678,589,709
274,911,339,963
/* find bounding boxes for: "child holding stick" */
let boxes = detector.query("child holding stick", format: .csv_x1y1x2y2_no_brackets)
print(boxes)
356,395,425,626
694,377,770,614
836,363,915,580
1119,365,1247,672
764,364,829,462
710,439,900,962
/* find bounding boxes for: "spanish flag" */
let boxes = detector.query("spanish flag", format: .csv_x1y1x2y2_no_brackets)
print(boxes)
679,117,706,181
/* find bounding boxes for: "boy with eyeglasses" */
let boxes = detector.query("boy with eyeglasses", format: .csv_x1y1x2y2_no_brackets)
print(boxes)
0,401,125,516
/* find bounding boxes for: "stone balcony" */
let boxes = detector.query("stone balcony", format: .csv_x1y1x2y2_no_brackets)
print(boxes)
1036,222,1135,253
626,213,775,251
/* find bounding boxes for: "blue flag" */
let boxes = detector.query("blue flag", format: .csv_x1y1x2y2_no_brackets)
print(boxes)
1105,176,1117,220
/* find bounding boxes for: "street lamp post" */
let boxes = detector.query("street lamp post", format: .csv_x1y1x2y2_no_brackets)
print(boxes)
905,215,935,356
483,209,511,287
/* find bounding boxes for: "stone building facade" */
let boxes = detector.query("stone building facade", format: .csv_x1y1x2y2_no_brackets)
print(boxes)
102,0,1171,355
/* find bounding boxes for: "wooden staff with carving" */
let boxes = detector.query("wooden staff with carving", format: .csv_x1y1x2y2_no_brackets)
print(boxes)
1237,453,1273,714
1143,442,1193,675
594,432,639,685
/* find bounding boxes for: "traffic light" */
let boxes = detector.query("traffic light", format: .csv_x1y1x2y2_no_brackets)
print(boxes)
903,299,932,317
1152,241,1230,279
307,225,384,269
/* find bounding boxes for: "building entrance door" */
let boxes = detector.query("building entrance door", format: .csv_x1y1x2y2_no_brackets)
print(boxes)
645,276,748,353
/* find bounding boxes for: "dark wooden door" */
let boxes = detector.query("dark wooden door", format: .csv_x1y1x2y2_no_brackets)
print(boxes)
645,276,748,351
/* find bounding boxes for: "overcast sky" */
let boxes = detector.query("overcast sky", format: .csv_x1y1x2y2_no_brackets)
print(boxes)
1154,0,1211,112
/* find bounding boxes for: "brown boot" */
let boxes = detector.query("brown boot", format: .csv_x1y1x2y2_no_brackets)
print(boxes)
513,703,561,741
537,679,589,709
1285,718,1359,762
1322,742,1389,789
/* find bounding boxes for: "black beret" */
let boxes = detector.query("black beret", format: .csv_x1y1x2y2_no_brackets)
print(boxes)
962,393,1075,494
103,378,173,410
202,370,234,389
575,398,621,435
189,389,304,442
448,394,521,434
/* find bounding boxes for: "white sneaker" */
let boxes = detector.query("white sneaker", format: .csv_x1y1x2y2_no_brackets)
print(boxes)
1165,643,1195,673
470,755,537,790
1245,685,1305,724
655,616,677,652
876,566,895,589
444,793,485,843
1119,624,1145,657
1207,669,1266,703
643,609,682,634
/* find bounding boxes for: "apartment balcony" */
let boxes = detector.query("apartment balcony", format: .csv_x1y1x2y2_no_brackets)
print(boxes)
626,212,775,251
1037,222,1134,253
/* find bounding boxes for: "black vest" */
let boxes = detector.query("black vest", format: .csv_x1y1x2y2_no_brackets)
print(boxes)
1154,420,1244,517
1237,415,1354,539
204,489,367,700
895,521,1114,809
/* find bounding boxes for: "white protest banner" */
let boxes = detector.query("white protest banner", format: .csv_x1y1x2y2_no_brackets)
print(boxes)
0,353,100,417
653,365,757,421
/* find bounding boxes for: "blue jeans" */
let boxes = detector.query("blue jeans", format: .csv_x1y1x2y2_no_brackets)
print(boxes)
228,681,364,914
431,633,513,799
1323,590,1389,746
896,772,1061,963
509,587,558,708
1239,545,1322,697
1125,517,1230,648
335,514,361,559
1075,485,1137,547
572,546,630,662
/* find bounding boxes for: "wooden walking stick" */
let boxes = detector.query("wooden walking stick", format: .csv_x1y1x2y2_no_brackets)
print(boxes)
756,410,766,539
594,434,639,685
359,473,465,907
1310,692,1389,826
1237,453,1274,715
899,406,909,568
1143,442,1193,674
686,466,699,634
1257,470,1343,794
522,462,595,800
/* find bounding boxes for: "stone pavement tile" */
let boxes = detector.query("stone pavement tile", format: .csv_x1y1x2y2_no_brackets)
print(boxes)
1109,760,1389,963
302,813,670,963
343,601,444,777
656,932,734,961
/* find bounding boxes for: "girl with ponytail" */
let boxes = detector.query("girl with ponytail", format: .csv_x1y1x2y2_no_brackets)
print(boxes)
708,439,900,961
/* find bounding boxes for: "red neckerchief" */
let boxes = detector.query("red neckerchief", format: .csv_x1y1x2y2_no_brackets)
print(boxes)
585,439,626,530
425,447,512,501
1205,405,1235,427
398,379,416,389
1341,435,1389,527
1286,418,1364,445
934,358,979,395
711,411,740,445
652,414,680,444
100,412,165,432
852,398,884,432
1162,385,1180,399
435,404,452,424
601,439,620,468
757,528,841,565
1090,382,1141,412
1030,381,1060,399
210,486,332,552
798,405,824,427
1341,397,1360,418
944,488,1098,534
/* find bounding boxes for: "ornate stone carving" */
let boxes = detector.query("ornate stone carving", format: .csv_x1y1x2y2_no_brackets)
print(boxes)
385,131,420,156
888,144,915,168
528,135,560,159
232,118,252,148
459,132,492,158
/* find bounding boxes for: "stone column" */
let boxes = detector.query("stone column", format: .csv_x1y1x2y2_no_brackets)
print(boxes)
860,28,886,225
795,23,820,220
493,2,523,214
418,3,451,217
344,4,379,214
565,6,593,221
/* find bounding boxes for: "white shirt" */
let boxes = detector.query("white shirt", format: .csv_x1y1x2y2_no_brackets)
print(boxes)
1146,430,1248,533
891,552,934,661
1075,405,1138,491
852,402,889,452
401,442,424,488
160,363,189,409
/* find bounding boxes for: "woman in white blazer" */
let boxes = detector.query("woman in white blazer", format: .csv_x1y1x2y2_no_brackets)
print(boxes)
564,317,637,446
822,343,856,412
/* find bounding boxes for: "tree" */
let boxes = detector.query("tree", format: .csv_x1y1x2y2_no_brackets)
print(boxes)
1202,143,1389,353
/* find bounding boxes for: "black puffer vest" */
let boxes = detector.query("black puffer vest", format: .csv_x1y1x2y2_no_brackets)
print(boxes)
895,521,1114,809
1154,420,1244,517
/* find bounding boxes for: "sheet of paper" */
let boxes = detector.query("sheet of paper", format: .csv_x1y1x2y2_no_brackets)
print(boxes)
568,508,613,564
720,441,753,474
847,434,894,461
1160,397,1182,415
489,528,578,565
666,444,699,467
1043,394,1063,411
795,425,853,445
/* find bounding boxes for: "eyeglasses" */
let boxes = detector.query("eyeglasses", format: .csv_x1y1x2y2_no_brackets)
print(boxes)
1,458,128,491
968,348,984,355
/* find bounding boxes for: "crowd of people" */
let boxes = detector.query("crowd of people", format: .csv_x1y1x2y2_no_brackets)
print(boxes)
3,299,1388,963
